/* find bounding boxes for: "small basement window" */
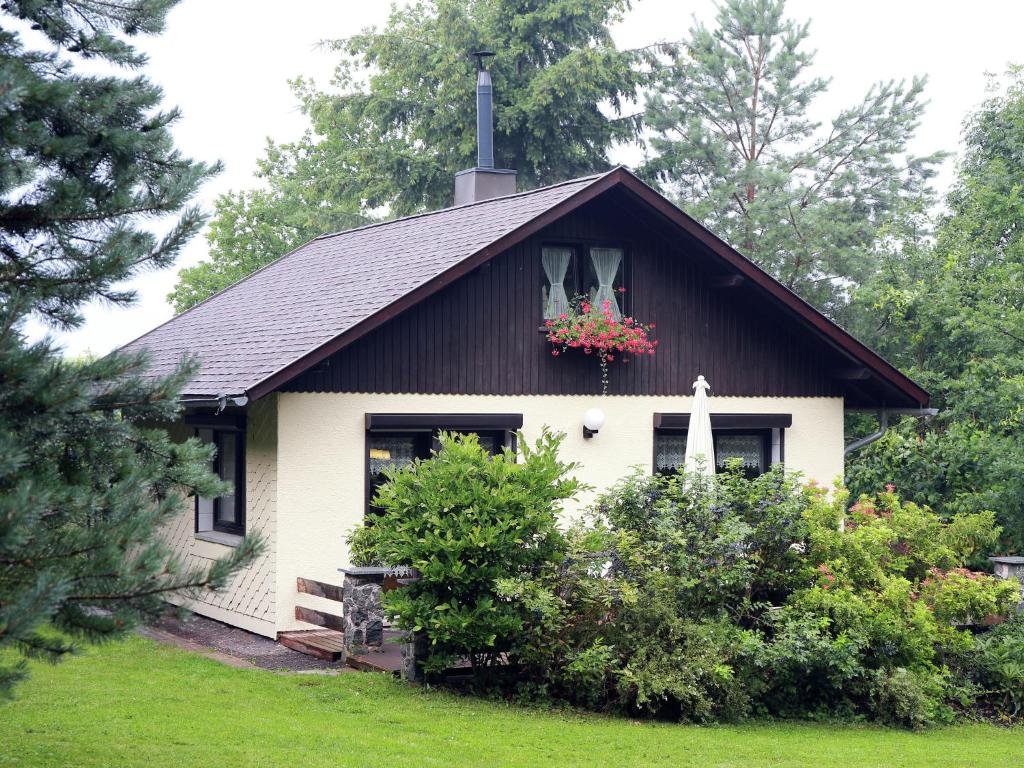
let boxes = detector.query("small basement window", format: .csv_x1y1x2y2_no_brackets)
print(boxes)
542,244,626,321
195,425,246,537
364,413,523,516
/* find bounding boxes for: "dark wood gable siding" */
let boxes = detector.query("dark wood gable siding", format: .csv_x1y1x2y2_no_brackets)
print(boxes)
281,192,846,398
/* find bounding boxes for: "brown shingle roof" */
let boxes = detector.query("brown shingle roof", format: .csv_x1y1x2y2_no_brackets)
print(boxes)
120,173,608,397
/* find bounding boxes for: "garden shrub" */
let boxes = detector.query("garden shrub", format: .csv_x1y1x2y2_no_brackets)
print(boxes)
347,430,580,679
555,471,1017,725
963,614,1024,719
761,486,1018,724
356,435,1022,727
866,666,952,730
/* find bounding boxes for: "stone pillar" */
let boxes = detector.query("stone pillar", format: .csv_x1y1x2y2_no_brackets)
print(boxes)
401,632,428,683
339,567,386,655
990,556,1024,612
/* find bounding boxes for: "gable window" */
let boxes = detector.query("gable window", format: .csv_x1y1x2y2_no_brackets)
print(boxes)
542,244,626,321
364,413,523,517
195,425,246,537
652,413,790,480
541,246,573,320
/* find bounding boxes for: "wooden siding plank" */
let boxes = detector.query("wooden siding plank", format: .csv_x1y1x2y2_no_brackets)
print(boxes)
281,199,847,399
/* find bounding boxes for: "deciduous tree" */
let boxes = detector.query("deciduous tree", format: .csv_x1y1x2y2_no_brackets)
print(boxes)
848,68,1024,550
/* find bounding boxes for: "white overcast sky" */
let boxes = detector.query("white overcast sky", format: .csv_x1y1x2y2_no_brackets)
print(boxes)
30,0,1024,357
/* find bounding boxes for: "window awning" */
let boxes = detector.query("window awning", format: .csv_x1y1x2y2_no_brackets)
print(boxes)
653,413,792,430
365,413,524,431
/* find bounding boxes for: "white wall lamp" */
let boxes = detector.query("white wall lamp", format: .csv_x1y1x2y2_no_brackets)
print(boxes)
582,407,605,439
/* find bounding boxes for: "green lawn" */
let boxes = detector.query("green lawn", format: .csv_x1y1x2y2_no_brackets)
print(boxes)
1,636,1021,768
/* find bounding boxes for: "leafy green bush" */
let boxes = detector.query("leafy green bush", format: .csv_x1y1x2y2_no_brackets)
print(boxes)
347,430,580,680
355,434,1021,727
866,667,952,730
964,614,1024,719
762,486,1018,724
545,471,1017,725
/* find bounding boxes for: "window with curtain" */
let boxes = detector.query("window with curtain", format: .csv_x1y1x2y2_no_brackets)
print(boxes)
654,429,770,480
367,432,433,516
366,427,513,516
540,243,627,321
195,426,246,536
586,247,624,320
541,246,574,320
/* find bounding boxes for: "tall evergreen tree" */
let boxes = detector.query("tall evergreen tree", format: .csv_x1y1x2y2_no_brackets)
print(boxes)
642,0,939,320
0,0,261,694
168,0,648,313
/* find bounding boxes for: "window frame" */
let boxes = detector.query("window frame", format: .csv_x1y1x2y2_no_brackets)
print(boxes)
540,239,632,322
651,412,790,478
191,420,246,537
363,413,523,518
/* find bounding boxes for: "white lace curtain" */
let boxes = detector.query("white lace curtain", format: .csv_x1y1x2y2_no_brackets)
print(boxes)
590,247,623,320
541,247,572,319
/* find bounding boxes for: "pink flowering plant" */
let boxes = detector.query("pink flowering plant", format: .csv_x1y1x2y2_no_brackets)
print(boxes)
545,293,658,394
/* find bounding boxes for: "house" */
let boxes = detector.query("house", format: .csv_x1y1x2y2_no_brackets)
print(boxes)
121,68,928,640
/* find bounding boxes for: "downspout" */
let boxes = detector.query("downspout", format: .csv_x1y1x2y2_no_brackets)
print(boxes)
844,407,939,456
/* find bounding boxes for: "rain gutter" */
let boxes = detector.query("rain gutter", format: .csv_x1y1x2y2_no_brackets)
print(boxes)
179,394,249,414
843,407,939,456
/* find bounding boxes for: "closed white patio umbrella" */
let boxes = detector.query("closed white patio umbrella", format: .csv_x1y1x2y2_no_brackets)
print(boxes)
684,375,716,476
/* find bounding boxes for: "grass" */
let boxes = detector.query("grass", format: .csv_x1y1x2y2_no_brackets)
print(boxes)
1,636,1022,768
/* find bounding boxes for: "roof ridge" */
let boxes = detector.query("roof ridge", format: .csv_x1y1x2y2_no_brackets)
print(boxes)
313,171,611,242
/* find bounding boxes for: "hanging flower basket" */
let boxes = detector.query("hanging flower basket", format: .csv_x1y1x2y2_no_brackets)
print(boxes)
545,294,658,395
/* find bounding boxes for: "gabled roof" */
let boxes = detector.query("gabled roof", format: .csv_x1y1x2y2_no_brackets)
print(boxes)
120,167,928,407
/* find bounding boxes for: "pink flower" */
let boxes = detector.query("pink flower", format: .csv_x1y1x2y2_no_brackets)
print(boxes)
551,350,559,357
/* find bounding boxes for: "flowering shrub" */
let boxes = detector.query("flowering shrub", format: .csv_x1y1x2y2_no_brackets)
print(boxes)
918,567,1021,625
513,475,1020,726
354,434,1023,726
545,294,657,394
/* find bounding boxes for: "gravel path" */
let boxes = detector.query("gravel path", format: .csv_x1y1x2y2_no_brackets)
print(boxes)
142,612,349,673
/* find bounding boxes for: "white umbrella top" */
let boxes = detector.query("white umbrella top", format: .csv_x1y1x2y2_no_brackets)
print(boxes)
684,375,716,476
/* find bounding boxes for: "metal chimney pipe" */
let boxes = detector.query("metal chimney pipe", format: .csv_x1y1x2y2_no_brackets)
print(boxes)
472,51,496,169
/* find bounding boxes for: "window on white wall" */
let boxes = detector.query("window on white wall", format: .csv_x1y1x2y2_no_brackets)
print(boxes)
195,425,246,537
652,413,791,480
364,413,523,517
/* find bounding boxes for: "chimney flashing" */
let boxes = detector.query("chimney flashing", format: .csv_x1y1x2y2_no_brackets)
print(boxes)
454,167,518,206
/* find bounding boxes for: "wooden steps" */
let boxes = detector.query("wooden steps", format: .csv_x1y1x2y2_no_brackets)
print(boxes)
278,630,345,662
284,576,403,673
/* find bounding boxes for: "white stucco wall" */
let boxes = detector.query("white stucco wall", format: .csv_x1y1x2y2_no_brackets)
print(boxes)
276,392,844,632
161,396,279,637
